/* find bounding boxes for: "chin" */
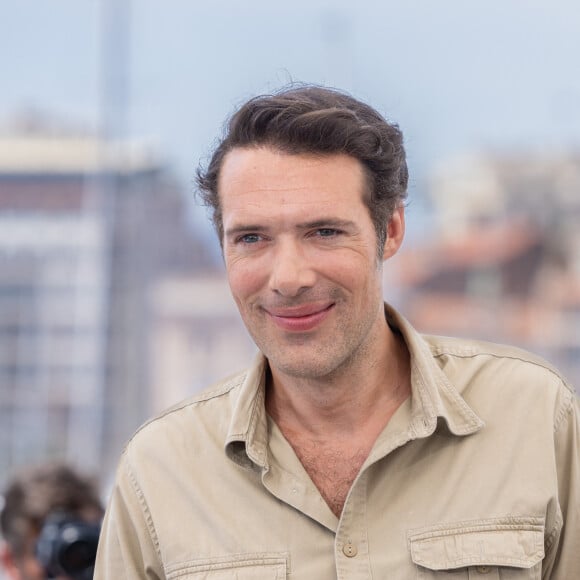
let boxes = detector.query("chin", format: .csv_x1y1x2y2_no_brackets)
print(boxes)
269,354,342,380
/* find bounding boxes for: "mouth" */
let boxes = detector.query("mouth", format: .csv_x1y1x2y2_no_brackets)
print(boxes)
265,303,335,332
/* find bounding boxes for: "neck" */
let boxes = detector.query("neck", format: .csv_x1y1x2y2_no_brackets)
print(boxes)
266,324,411,441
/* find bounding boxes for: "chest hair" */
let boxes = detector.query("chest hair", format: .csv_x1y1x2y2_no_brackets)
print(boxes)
291,439,370,517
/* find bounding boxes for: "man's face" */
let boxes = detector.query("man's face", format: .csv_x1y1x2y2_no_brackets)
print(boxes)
220,147,403,381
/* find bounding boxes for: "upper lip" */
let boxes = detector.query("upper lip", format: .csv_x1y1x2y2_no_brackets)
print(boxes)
264,303,333,318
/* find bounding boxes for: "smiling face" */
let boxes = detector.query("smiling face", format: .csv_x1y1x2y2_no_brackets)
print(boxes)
220,147,404,382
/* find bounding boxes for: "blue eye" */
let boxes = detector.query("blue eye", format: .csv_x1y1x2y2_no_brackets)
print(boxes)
239,233,261,244
316,228,338,237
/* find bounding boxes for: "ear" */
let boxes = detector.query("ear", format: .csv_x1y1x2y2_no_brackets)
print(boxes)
0,542,21,579
382,205,405,261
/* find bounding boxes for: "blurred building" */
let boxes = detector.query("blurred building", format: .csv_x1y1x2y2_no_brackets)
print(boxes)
0,126,218,483
428,150,580,235
392,150,580,390
150,276,256,413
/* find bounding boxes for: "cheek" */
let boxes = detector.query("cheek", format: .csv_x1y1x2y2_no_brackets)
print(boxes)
227,262,263,301
324,252,378,288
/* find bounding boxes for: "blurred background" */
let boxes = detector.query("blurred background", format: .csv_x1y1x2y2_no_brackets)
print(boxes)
0,0,579,500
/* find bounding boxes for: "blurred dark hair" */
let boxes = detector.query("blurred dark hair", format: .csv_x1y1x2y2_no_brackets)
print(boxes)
196,84,408,252
0,462,103,557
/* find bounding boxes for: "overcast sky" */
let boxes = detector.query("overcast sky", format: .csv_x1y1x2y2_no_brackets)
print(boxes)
2,0,579,241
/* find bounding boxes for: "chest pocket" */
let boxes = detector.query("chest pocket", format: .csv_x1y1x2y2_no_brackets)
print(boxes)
408,517,544,580
165,553,288,580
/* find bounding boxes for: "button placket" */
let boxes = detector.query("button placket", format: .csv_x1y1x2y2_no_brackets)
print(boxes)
334,471,372,578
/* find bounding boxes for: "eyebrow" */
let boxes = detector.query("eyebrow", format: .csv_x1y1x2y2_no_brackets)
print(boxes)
224,224,266,238
224,218,357,238
299,218,356,230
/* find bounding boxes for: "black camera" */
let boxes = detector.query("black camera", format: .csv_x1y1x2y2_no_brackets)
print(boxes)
35,513,101,580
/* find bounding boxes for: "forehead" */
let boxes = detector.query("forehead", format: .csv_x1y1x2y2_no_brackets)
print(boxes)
218,147,368,217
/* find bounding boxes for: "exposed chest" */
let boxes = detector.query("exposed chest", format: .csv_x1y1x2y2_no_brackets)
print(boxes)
289,438,371,517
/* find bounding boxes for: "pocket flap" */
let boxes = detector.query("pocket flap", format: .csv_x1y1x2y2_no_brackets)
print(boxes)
408,518,545,570
166,553,289,579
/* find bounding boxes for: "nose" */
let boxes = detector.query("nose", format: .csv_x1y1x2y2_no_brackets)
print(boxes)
269,239,316,297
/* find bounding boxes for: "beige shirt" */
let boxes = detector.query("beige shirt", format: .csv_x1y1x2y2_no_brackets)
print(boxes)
95,305,580,579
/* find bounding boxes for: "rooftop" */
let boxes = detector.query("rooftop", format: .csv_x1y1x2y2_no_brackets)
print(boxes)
0,133,160,175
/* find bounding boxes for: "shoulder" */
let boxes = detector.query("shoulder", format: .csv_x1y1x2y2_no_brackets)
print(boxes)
124,369,249,450
422,335,578,434
109,369,256,518
425,334,561,370
425,334,572,388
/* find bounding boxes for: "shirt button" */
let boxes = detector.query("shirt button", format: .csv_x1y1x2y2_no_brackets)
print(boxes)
342,542,358,558
476,566,492,574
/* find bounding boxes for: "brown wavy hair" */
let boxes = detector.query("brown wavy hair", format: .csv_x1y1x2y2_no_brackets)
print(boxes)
196,84,408,252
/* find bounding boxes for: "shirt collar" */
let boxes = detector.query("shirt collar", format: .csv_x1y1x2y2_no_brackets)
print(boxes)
225,352,270,470
225,303,485,468
385,303,485,437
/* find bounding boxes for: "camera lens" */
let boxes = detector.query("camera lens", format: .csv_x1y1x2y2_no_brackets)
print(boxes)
59,536,99,572
36,513,101,580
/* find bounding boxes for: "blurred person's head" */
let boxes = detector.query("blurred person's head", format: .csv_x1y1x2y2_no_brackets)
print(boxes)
196,83,408,254
0,462,103,580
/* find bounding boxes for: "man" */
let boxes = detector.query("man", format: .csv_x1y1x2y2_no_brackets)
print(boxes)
0,462,103,580
95,85,580,578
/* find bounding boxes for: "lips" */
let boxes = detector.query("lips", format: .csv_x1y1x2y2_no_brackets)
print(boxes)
265,303,334,332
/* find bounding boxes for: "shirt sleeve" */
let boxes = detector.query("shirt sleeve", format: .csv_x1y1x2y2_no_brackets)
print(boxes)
95,452,164,580
543,385,580,579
